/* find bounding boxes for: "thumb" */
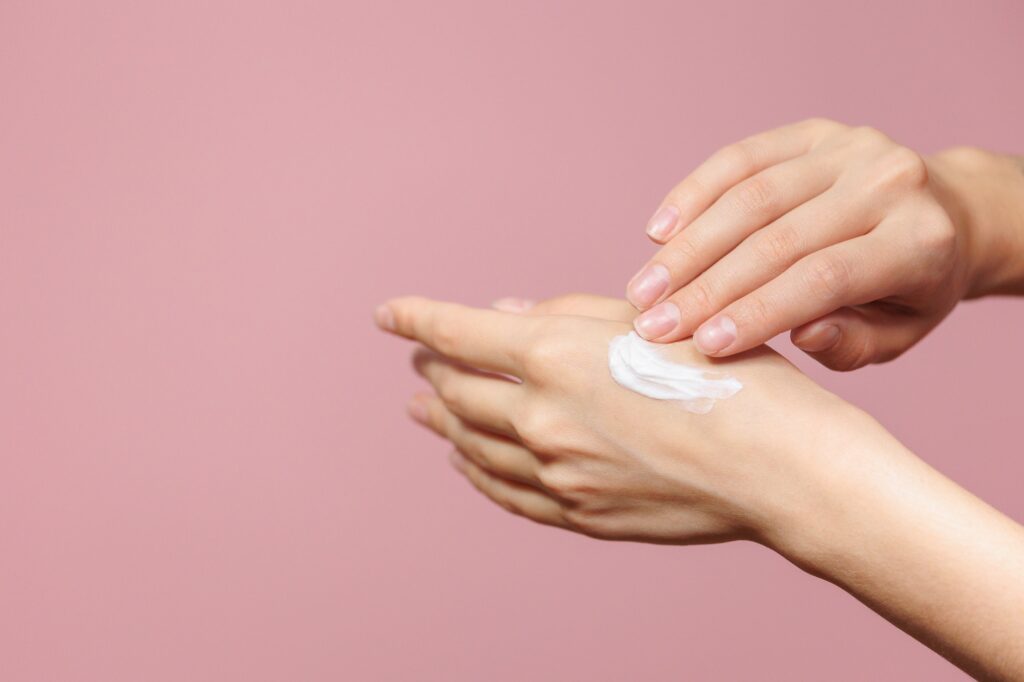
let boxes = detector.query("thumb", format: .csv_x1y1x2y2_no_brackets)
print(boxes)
790,307,926,372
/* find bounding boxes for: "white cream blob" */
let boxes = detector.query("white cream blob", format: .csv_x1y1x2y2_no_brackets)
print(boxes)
608,332,742,414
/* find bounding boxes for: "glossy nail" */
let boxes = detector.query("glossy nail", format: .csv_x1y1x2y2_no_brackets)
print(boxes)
792,323,841,352
627,263,670,308
374,305,395,331
634,301,681,340
646,205,681,241
694,316,737,355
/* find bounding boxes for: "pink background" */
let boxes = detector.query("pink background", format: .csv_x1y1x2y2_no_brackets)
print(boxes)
2,1,1022,679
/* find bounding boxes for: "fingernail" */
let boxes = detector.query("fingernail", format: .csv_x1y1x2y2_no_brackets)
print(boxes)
449,450,467,471
492,297,535,313
793,324,841,352
634,301,681,340
407,396,429,422
627,263,670,308
374,305,395,331
646,205,681,241
694,316,737,355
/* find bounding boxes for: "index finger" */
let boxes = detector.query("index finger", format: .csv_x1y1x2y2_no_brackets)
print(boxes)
375,296,531,374
645,118,842,244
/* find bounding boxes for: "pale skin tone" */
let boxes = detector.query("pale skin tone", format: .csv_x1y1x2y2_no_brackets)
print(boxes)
375,121,1024,678
627,118,1024,369
374,293,1024,680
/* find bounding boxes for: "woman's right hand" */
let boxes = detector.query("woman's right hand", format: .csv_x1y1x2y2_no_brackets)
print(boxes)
627,120,1024,370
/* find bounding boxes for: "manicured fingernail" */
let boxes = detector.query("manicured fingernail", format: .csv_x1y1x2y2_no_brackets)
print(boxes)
634,301,680,340
374,305,395,331
627,263,670,308
449,450,467,471
492,297,536,313
407,396,429,423
694,316,737,355
793,324,840,352
646,205,681,241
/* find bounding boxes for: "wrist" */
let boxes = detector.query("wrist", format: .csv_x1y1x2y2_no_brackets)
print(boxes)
751,405,908,572
928,147,1024,298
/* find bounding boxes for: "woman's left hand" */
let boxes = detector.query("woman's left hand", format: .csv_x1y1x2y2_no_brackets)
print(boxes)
374,293,872,546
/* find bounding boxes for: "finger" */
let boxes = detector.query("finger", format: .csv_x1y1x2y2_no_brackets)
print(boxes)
409,393,543,486
791,306,932,371
512,293,636,322
412,348,522,436
644,117,841,243
376,296,534,374
491,297,536,313
628,151,839,313
691,231,911,357
635,187,874,342
449,451,567,529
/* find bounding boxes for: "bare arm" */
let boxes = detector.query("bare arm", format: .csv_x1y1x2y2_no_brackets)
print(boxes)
377,294,1024,680
769,413,1024,681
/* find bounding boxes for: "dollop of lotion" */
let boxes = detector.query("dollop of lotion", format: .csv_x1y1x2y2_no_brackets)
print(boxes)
608,332,742,414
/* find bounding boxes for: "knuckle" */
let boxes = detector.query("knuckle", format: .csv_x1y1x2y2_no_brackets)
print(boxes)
496,494,522,517
436,378,465,413
513,405,561,452
738,293,773,329
458,434,493,470
884,147,929,187
662,237,700,275
521,325,574,377
805,254,852,303
720,142,759,176
430,315,461,356
536,466,593,502
562,506,607,539
731,175,777,216
801,116,842,133
849,125,890,149
751,224,801,266
678,174,707,200
683,277,717,316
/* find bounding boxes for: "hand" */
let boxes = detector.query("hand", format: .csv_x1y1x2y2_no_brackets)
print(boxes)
627,119,1024,370
376,294,1024,679
375,293,862,545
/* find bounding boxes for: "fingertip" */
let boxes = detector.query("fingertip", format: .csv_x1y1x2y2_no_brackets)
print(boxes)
492,297,536,313
633,301,681,341
626,263,671,310
374,304,395,331
449,450,468,473
406,394,430,423
693,315,737,355
645,205,681,242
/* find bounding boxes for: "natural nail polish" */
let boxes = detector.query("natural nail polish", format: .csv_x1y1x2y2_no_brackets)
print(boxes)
793,323,841,352
646,205,681,241
694,316,737,354
634,301,681,340
374,305,395,331
627,263,670,308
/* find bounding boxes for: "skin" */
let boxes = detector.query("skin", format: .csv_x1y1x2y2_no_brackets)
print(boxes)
375,293,1024,681
627,118,1024,370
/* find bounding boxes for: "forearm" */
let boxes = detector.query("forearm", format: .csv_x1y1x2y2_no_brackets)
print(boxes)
929,147,1024,298
765,413,1024,681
